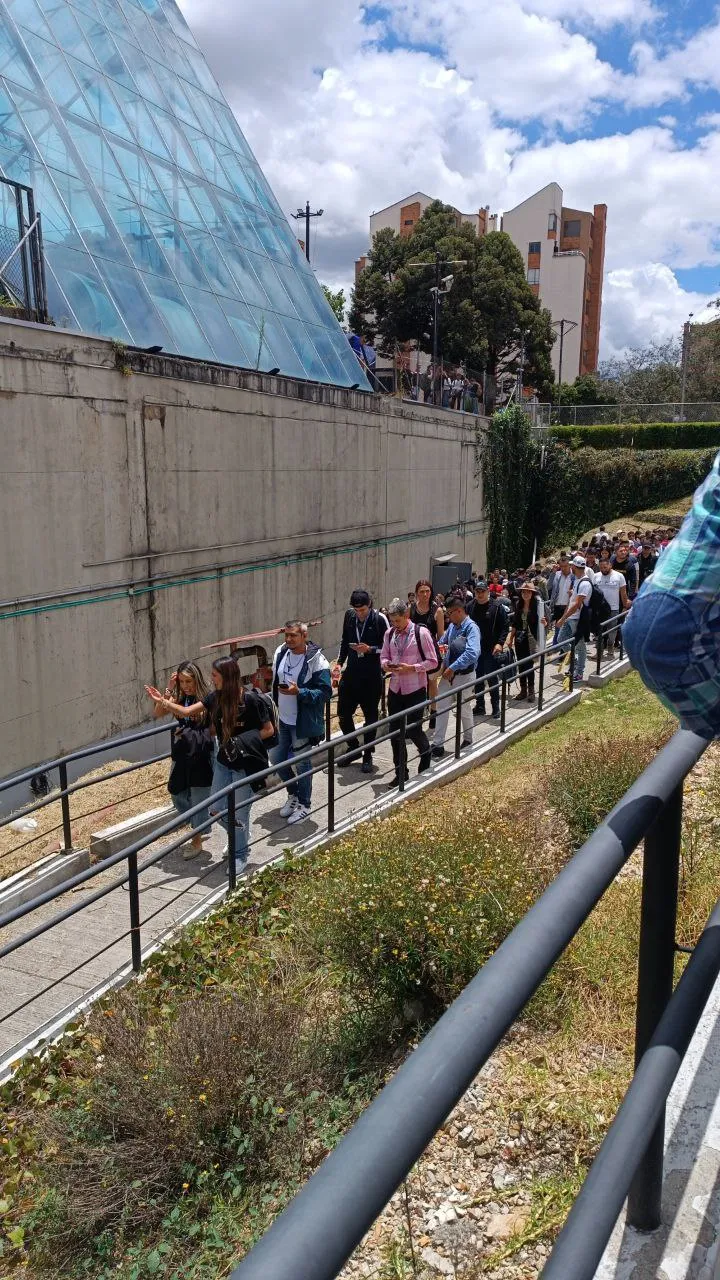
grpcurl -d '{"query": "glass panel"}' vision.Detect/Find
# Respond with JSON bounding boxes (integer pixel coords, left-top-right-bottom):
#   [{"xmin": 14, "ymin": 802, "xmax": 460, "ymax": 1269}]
[
  {"xmin": 151, "ymin": 106, "xmax": 200, "ymax": 174},
  {"xmin": 94, "ymin": 0, "xmax": 133, "ymax": 44},
  {"xmin": 48, "ymin": 165, "xmax": 126, "ymax": 260},
  {"xmin": 99, "ymin": 254, "xmax": 171, "ymax": 348},
  {"xmin": 68, "ymin": 59, "xmax": 134, "ymax": 139},
  {"xmin": 104, "ymin": 199, "xmax": 171, "ymax": 275},
  {"xmin": 214, "ymin": 145, "xmax": 256, "ymax": 203},
  {"xmin": 282, "ymin": 316, "xmax": 331, "ymax": 382},
  {"xmin": 180, "ymin": 285, "xmax": 245, "ymax": 365},
  {"xmin": 35, "ymin": 0, "xmax": 97, "ymax": 67},
  {"xmin": 158, "ymin": 74, "xmax": 200, "ymax": 130},
  {"xmin": 307, "ymin": 324, "xmax": 355, "ymax": 386},
  {"xmin": 183, "ymin": 175, "xmax": 227, "ymax": 234},
  {"xmin": 72, "ymin": 9, "xmax": 136, "ymax": 89},
  {"xmin": 45, "ymin": 241, "xmax": 130, "ymax": 336},
  {"xmin": 140, "ymin": 210, "xmax": 209, "ymax": 289},
  {"xmin": 27, "ymin": 166, "xmax": 78, "ymax": 245},
  {"xmin": 217, "ymin": 193, "xmax": 263, "ymax": 252},
  {"xmin": 184, "ymin": 124, "xmax": 230, "ymax": 189},
  {"xmin": 141, "ymin": 272, "xmax": 214, "ymax": 359},
  {"xmin": 249, "ymin": 307, "xmax": 305, "ymax": 377},
  {"xmin": 120, "ymin": 92, "xmax": 173, "ymax": 163},
  {"xmin": 0, "ymin": 12, "xmax": 37, "ymax": 89},
  {"xmin": 7, "ymin": 84, "xmax": 81, "ymax": 172},
  {"xmin": 113, "ymin": 37, "xmax": 165, "ymax": 107},
  {"xmin": 4, "ymin": 0, "xmax": 51, "ymax": 38},
  {"xmin": 44, "ymin": 257, "xmax": 80, "ymax": 328},
  {"xmin": 215, "ymin": 237, "xmax": 269, "ymax": 308},
  {"xmin": 146, "ymin": 157, "xmax": 205, "ymax": 227},
  {"xmin": 183, "ymin": 229, "xmax": 236, "ymax": 296},
  {"xmin": 108, "ymin": 136, "xmax": 173, "ymax": 216},
  {"xmin": 216, "ymin": 295, "xmax": 257, "ymax": 366},
  {"xmin": 248, "ymin": 254, "xmax": 297, "ymax": 318},
  {"xmin": 158, "ymin": 0, "xmax": 198, "ymax": 48},
  {"xmin": 22, "ymin": 36, "xmax": 93, "ymax": 121}
]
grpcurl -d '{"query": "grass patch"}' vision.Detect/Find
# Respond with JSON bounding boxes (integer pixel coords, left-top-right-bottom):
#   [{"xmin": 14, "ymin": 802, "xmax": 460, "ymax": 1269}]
[{"xmin": 2, "ymin": 674, "xmax": 714, "ymax": 1279}]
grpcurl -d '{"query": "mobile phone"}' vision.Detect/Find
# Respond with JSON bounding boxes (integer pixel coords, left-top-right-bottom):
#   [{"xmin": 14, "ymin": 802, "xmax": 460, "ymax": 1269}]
[
  {"xmin": 349, "ymin": 642, "xmax": 360, "ymax": 650},
  {"xmin": 278, "ymin": 683, "xmax": 290, "ymax": 691}
]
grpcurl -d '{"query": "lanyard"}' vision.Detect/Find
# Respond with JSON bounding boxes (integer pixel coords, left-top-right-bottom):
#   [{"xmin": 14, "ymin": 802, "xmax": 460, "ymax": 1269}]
[{"xmin": 355, "ymin": 612, "xmax": 371, "ymax": 645}]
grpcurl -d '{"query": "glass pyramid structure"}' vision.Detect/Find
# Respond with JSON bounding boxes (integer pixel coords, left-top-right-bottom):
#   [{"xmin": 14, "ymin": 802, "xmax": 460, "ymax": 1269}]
[{"xmin": 0, "ymin": 0, "xmax": 366, "ymax": 387}]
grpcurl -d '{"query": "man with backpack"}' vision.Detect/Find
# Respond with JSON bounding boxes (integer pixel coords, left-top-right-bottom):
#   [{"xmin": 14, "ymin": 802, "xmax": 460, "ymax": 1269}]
[
  {"xmin": 430, "ymin": 595, "xmax": 481, "ymax": 757},
  {"xmin": 555, "ymin": 556, "xmax": 593, "ymax": 684},
  {"xmin": 593, "ymin": 558, "xmax": 629, "ymax": 655},
  {"xmin": 467, "ymin": 580, "xmax": 508, "ymax": 720},
  {"xmin": 270, "ymin": 621, "xmax": 332, "ymax": 825},
  {"xmin": 380, "ymin": 598, "xmax": 438, "ymax": 786},
  {"xmin": 333, "ymin": 589, "xmax": 389, "ymax": 774}
]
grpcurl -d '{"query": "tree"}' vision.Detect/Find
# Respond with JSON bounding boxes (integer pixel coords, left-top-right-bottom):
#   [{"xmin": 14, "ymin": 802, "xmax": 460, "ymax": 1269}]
[
  {"xmin": 350, "ymin": 201, "xmax": 555, "ymax": 411},
  {"xmin": 321, "ymin": 284, "xmax": 346, "ymax": 325},
  {"xmin": 554, "ymin": 374, "xmax": 618, "ymax": 406},
  {"xmin": 597, "ymin": 339, "xmax": 682, "ymax": 405}
]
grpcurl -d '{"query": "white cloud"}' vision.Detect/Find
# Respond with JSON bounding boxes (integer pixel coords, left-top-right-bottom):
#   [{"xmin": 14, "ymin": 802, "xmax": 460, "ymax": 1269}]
[{"xmin": 601, "ymin": 263, "xmax": 717, "ymax": 359}]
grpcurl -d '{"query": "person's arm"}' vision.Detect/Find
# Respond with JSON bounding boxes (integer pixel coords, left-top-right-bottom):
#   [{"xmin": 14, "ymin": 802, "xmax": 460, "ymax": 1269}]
[
  {"xmin": 557, "ymin": 588, "xmax": 582, "ymax": 627},
  {"xmin": 337, "ymin": 613, "xmax": 350, "ymax": 666},
  {"xmin": 296, "ymin": 665, "xmax": 332, "ymax": 706},
  {"xmin": 434, "ymin": 605, "xmax": 445, "ymax": 636},
  {"xmin": 380, "ymin": 628, "xmax": 393, "ymax": 672},
  {"xmin": 505, "ymin": 627, "xmax": 516, "ymax": 649},
  {"xmin": 620, "ymin": 582, "xmax": 630, "ymax": 611},
  {"xmin": 145, "ymin": 685, "xmax": 204, "ymax": 719},
  {"xmin": 494, "ymin": 604, "xmax": 510, "ymax": 651},
  {"xmin": 447, "ymin": 621, "xmax": 479, "ymax": 673}
]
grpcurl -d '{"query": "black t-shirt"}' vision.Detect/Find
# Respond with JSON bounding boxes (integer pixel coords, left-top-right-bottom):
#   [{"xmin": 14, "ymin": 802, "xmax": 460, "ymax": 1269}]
[{"xmin": 203, "ymin": 689, "xmax": 270, "ymax": 765}]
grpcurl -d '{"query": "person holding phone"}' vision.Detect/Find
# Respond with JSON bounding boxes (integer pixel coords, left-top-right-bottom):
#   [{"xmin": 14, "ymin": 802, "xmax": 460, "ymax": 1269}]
[
  {"xmin": 333, "ymin": 589, "xmax": 389, "ymax": 774},
  {"xmin": 271, "ymin": 621, "xmax": 332, "ymax": 825},
  {"xmin": 146, "ymin": 661, "xmax": 213, "ymax": 859},
  {"xmin": 380, "ymin": 598, "xmax": 437, "ymax": 787}
]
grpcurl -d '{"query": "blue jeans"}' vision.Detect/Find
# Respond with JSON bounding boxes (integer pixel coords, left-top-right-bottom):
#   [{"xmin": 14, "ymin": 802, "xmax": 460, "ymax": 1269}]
[
  {"xmin": 270, "ymin": 721, "xmax": 313, "ymax": 809},
  {"xmin": 171, "ymin": 786, "xmax": 212, "ymax": 832},
  {"xmin": 557, "ymin": 618, "xmax": 587, "ymax": 680},
  {"xmin": 209, "ymin": 756, "xmax": 251, "ymax": 863}
]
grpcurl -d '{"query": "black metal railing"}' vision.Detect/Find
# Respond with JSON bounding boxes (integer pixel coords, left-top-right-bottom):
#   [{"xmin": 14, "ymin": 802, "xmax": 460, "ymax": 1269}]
[
  {"xmin": 231, "ymin": 728, "xmax": 712, "ymax": 1280},
  {"xmin": 0, "ymin": 176, "xmax": 48, "ymax": 324}
]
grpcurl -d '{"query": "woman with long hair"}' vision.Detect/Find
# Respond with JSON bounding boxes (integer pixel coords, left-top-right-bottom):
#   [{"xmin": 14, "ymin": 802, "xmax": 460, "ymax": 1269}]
[
  {"xmin": 147, "ymin": 661, "xmax": 213, "ymax": 859},
  {"xmin": 146, "ymin": 656, "xmax": 274, "ymax": 873},
  {"xmin": 504, "ymin": 582, "xmax": 547, "ymax": 703},
  {"xmin": 410, "ymin": 579, "xmax": 444, "ymax": 728}
]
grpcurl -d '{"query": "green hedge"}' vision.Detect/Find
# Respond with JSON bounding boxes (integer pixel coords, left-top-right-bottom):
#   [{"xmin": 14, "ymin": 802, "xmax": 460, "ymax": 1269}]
[
  {"xmin": 538, "ymin": 447, "xmax": 713, "ymax": 551},
  {"xmin": 551, "ymin": 422, "xmax": 720, "ymax": 450}
]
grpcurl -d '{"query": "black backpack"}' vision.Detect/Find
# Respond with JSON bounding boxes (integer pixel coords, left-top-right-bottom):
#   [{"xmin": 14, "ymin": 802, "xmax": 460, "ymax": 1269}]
[
  {"xmin": 248, "ymin": 687, "xmax": 279, "ymax": 749},
  {"xmin": 588, "ymin": 584, "xmax": 612, "ymax": 637}
]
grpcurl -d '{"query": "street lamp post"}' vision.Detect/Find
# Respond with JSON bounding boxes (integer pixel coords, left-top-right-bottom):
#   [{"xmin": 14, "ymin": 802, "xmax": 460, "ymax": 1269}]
[
  {"xmin": 551, "ymin": 318, "xmax": 578, "ymax": 410},
  {"xmin": 291, "ymin": 201, "xmax": 324, "ymax": 263},
  {"xmin": 407, "ymin": 253, "xmax": 467, "ymax": 405}
]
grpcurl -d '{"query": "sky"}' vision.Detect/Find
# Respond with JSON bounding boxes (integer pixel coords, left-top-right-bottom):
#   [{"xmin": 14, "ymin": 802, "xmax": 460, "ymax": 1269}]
[{"xmin": 178, "ymin": 0, "xmax": 720, "ymax": 362}]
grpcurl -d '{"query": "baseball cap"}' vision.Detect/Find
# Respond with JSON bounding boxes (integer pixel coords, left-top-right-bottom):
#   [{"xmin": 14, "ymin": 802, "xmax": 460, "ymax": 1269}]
[
  {"xmin": 571, "ymin": 555, "xmax": 586, "ymax": 568},
  {"xmin": 474, "ymin": 579, "xmax": 489, "ymax": 591}
]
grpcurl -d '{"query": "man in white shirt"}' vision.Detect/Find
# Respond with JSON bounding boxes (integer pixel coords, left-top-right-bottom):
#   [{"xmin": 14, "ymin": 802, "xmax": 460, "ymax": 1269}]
[
  {"xmin": 594, "ymin": 560, "xmax": 629, "ymax": 655},
  {"xmin": 550, "ymin": 553, "xmax": 573, "ymax": 644},
  {"xmin": 556, "ymin": 556, "xmax": 593, "ymax": 682}
]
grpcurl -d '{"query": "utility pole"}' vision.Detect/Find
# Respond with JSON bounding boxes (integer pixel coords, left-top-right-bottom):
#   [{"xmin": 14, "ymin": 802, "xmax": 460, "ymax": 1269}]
[
  {"xmin": 516, "ymin": 330, "xmax": 527, "ymax": 405},
  {"xmin": 291, "ymin": 201, "xmax": 323, "ymax": 263},
  {"xmin": 680, "ymin": 313, "xmax": 693, "ymax": 421},
  {"xmin": 407, "ymin": 253, "xmax": 467, "ymax": 405},
  {"xmin": 551, "ymin": 318, "xmax": 578, "ymax": 408}
]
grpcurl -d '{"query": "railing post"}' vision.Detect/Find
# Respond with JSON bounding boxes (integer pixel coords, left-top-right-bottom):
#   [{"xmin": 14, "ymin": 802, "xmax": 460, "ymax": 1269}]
[
  {"xmin": 619, "ymin": 620, "xmax": 625, "ymax": 662},
  {"xmin": 454, "ymin": 688, "xmax": 462, "ymax": 759},
  {"xmin": 327, "ymin": 744, "xmax": 335, "ymax": 834},
  {"xmin": 627, "ymin": 783, "xmax": 683, "ymax": 1232},
  {"xmin": 325, "ymin": 698, "xmax": 331, "ymax": 742},
  {"xmin": 538, "ymin": 652, "xmax": 545, "ymax": 712},
  {"xmin": 227, "ymin": 790, "xmax": 237, "ymax": 893},
  {"xmin": 569, "ymin": 640, "xmax": 576, "ymax": 693},
  {"xmin": 127, "ymin": 851, "xmax": 142, "ymax": 972},
  {"xmin": 500, "ymin": 670, "xmax": 507, "ymax": 733},
  {"xmin": 398, "ymin": 714, "xmax": 407, "ymax": 792},
  {"xmin": 596, "ymin": 623, "xmax": 603, "ymax": 675},
  {"xmin": 58, "ymin": 760, "xmax": 73, "ymax": 852}
]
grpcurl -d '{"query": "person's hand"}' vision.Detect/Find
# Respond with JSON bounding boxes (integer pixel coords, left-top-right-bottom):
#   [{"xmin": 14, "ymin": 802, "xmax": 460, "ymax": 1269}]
[
  {"xmin": 331, "ymin": 664, "xmax": 342, "ymax": 686},
  {"xmin": 396, "ymin": 663, "xmax": 415, "ymax": 674},
  {"xmin": 145, "ymin": 684, "xmax": 164, "ymax": 703},
  {"xmin": 441, "ymin": 668, "xmax": 455, "ymax": 683},
  {"xmin": 492, "ymin": 644, "xmax": 502, "ymax": 655},
  {"xmin": 284, "ymin": 682, "xmax": 299, "ymax": 695},
  {"xmin": 539, "ymin": 615, "xmax": 547, "ymax": 626},
  {"xmin": 355, "ymin": 642, "xmax": 371, "ymax": 655}
]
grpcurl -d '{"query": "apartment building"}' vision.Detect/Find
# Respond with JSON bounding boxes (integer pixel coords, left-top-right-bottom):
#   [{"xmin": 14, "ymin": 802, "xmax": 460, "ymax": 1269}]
[{"xmin": 356, "ymin": 184, "xmax": 606, "ymax": 380}]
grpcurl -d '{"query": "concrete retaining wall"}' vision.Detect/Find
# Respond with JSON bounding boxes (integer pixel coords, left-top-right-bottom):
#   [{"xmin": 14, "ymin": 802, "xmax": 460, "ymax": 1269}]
[{"xmin": 0, "ymin": 320, "xmax": 487, "ymax": 775}]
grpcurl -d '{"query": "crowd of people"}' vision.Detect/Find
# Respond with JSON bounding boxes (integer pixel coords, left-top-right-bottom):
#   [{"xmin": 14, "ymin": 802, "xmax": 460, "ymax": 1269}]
[{"xmin": 143, "ymin": 523, "xmax": 672, "ymax": 875}]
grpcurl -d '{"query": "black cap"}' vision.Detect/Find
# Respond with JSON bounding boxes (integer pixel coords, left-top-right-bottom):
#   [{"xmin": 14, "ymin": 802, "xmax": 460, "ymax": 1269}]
[{"xmin": 474, "ymin": 579, "xmax": 489, "ymax": 592}]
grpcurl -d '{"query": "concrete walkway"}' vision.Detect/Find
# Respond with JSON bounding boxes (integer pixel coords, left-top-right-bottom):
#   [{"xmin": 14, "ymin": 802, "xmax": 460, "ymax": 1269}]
[
  {"xmin": 0, "ymin": 663, "xmax": 605, "ymax": 1073},
  {"xmin": 596, "ymin": 969, "xmax": 720, "ymax": 1280}
]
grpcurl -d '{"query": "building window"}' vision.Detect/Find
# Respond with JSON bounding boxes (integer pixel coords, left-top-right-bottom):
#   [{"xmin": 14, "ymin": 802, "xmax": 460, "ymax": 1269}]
[
  {"xmin": 403, "ymin": 219, "xmax": 414, "ymax": 227},
  {"xmin": 564, "ymin": 219, "xmax": 581, "ymax": 237},
  {"xmin": 548, "ymin": 212, "xmax": 558, "ymax": 233},
  {"xmin": 527, "ymin": 268, "xmax": 540, "ymax": 285},
  {"xmin": 528, "ymin": 241, "xmax": 541, "ymax": 255}
]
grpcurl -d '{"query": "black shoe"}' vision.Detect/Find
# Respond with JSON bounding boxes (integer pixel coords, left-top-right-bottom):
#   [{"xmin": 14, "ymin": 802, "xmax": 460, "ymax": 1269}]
[
  {"xmin": 428, "ymin": 713, "xmax": 437, "ymax": 731},
  {"xmin": 473, "ymin": 702, "xmax": 486, "ymax": 717},
  {"xmin": 387, "ymin": 773, "xmax": 408, "ymax": 788},
  {"xmin": 431, "ymin": 746, "xmax": 446, "ymax": 759},
  {"xmin": 338, "ymin": 752, "xmax": 360, "ymax": 767},
  {"xmin": 513, "ymin": 691, "xmax": 526, "ymax": 701},
  {"xmin": 527, "ymin": 692, "xmax": 536, "ymax": 703},
  {"xmin": 418, "ymin": 753, "xmax": 432, "ymax": 774},
  {"xmin": 461, "ymin": 738, "xmax": 473, "ymax": 749},
  {"xmin": 491, "ymin": 710, "xmax": 501, "ymax": 721},
  {"xmin": 361, "ymin": 758, "xmax": 373, "ymax": 774}
]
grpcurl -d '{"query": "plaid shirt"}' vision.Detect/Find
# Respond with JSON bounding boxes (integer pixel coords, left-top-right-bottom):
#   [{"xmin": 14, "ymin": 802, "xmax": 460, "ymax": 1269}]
[{"xmin": 624, "ymin": 449, "xmax": 720, "ymax": 739}]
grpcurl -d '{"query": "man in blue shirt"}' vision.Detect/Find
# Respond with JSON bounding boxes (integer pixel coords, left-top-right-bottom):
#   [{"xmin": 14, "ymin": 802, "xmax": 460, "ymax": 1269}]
[
  {"xmin": 430, "ymin": 595, "xmax": 481, "ymax": 757},
  {"xmin": 624, "ymin": 451, "xmax": 720, "ymax": 739}
]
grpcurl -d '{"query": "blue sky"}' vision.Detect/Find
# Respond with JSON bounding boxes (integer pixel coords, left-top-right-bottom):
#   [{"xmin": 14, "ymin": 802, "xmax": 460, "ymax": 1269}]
[{"xmin": 181, "ymin": 0, "xmax": 720, "ymax": 357}]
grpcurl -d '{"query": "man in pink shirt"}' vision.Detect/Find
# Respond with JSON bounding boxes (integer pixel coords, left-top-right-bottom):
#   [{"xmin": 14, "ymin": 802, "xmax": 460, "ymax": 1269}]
[{"xmin": 380, "ymin": 597, "xmax": 437, "ymax": 787}]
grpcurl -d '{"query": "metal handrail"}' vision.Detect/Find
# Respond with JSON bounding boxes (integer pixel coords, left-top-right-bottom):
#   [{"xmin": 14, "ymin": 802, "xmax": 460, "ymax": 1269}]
[{"xmin": 231, "ymin": 728, "xmax": 709, "ymax": 1279}]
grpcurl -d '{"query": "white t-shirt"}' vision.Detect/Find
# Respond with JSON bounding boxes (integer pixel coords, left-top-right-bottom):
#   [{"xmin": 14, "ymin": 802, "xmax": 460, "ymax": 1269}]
[
  {"xmin": 572, "ymin": 576, "xmax": 592, "ymax": 610},
  {"xmin": 277, "ymin": 650, "xmax": 305, "ymax": 726},
  {"xmin": 593, "ymin": 569, "xmax": 624, "ymax": 612},
  {"xmin": 555, "ymin": 572, "xmax": 573, "ymax": 607}
]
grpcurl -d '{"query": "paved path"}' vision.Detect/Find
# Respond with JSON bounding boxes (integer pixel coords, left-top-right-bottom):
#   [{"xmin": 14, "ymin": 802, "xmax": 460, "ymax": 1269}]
[{"xmin": 0, "ymin": 666, "xmax": 587, "ymax": 1069}]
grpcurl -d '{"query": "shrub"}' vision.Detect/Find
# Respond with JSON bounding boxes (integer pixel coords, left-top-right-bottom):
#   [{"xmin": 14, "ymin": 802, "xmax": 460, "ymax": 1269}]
[
  {"xmin": 551, "ymin": 422, "xmax": 720, "ymax": 451},
  {"xmin": 297, "ymin": 805, "xmax": 564, "ymax": 1016},
  {"xmin": 539, "ymin": 446, "xmax": 714, "ymax": 550},
  {"xmin": 546, "ymin": 729, "xmax": 674, "ymax": 848}
]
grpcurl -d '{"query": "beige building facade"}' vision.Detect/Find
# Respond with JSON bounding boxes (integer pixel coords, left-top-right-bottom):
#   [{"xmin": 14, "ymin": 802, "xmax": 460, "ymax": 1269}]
[{"xmin": 357, "ymin": 184, "xmax": 606, "ymax": 381}]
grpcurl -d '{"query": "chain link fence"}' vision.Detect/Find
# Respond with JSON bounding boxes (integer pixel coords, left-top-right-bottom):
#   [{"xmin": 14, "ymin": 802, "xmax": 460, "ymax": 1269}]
[{"xmin": 529, "ymin": 402, "xmax": 720, "ymax": 429}]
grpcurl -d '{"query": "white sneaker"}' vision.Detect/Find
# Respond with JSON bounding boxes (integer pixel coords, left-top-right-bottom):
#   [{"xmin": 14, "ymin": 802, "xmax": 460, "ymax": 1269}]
[
  {"xmin": 287, "ymin": 804, "xmax": 310, "ymax": 825},
  {"xmin": 279, "ymin": 795, "xmax": 298, "ymax": 819}
]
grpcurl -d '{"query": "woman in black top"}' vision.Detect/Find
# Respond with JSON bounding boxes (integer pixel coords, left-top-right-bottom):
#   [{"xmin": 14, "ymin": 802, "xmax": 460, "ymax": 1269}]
[
  {"xmin": 148, "ymin": 661, "xmax": 213, "ymax": 860},
  {"xmin": 146, "ymin": 657, "xmax": 274, "ymax": 871},
  {"xmin": 410, "ymin": 579, "xmax": 444, "ymax": 725},
  {"xmin": 505, "ymin": 583, "xmax": 547, "ymax": 703}
]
